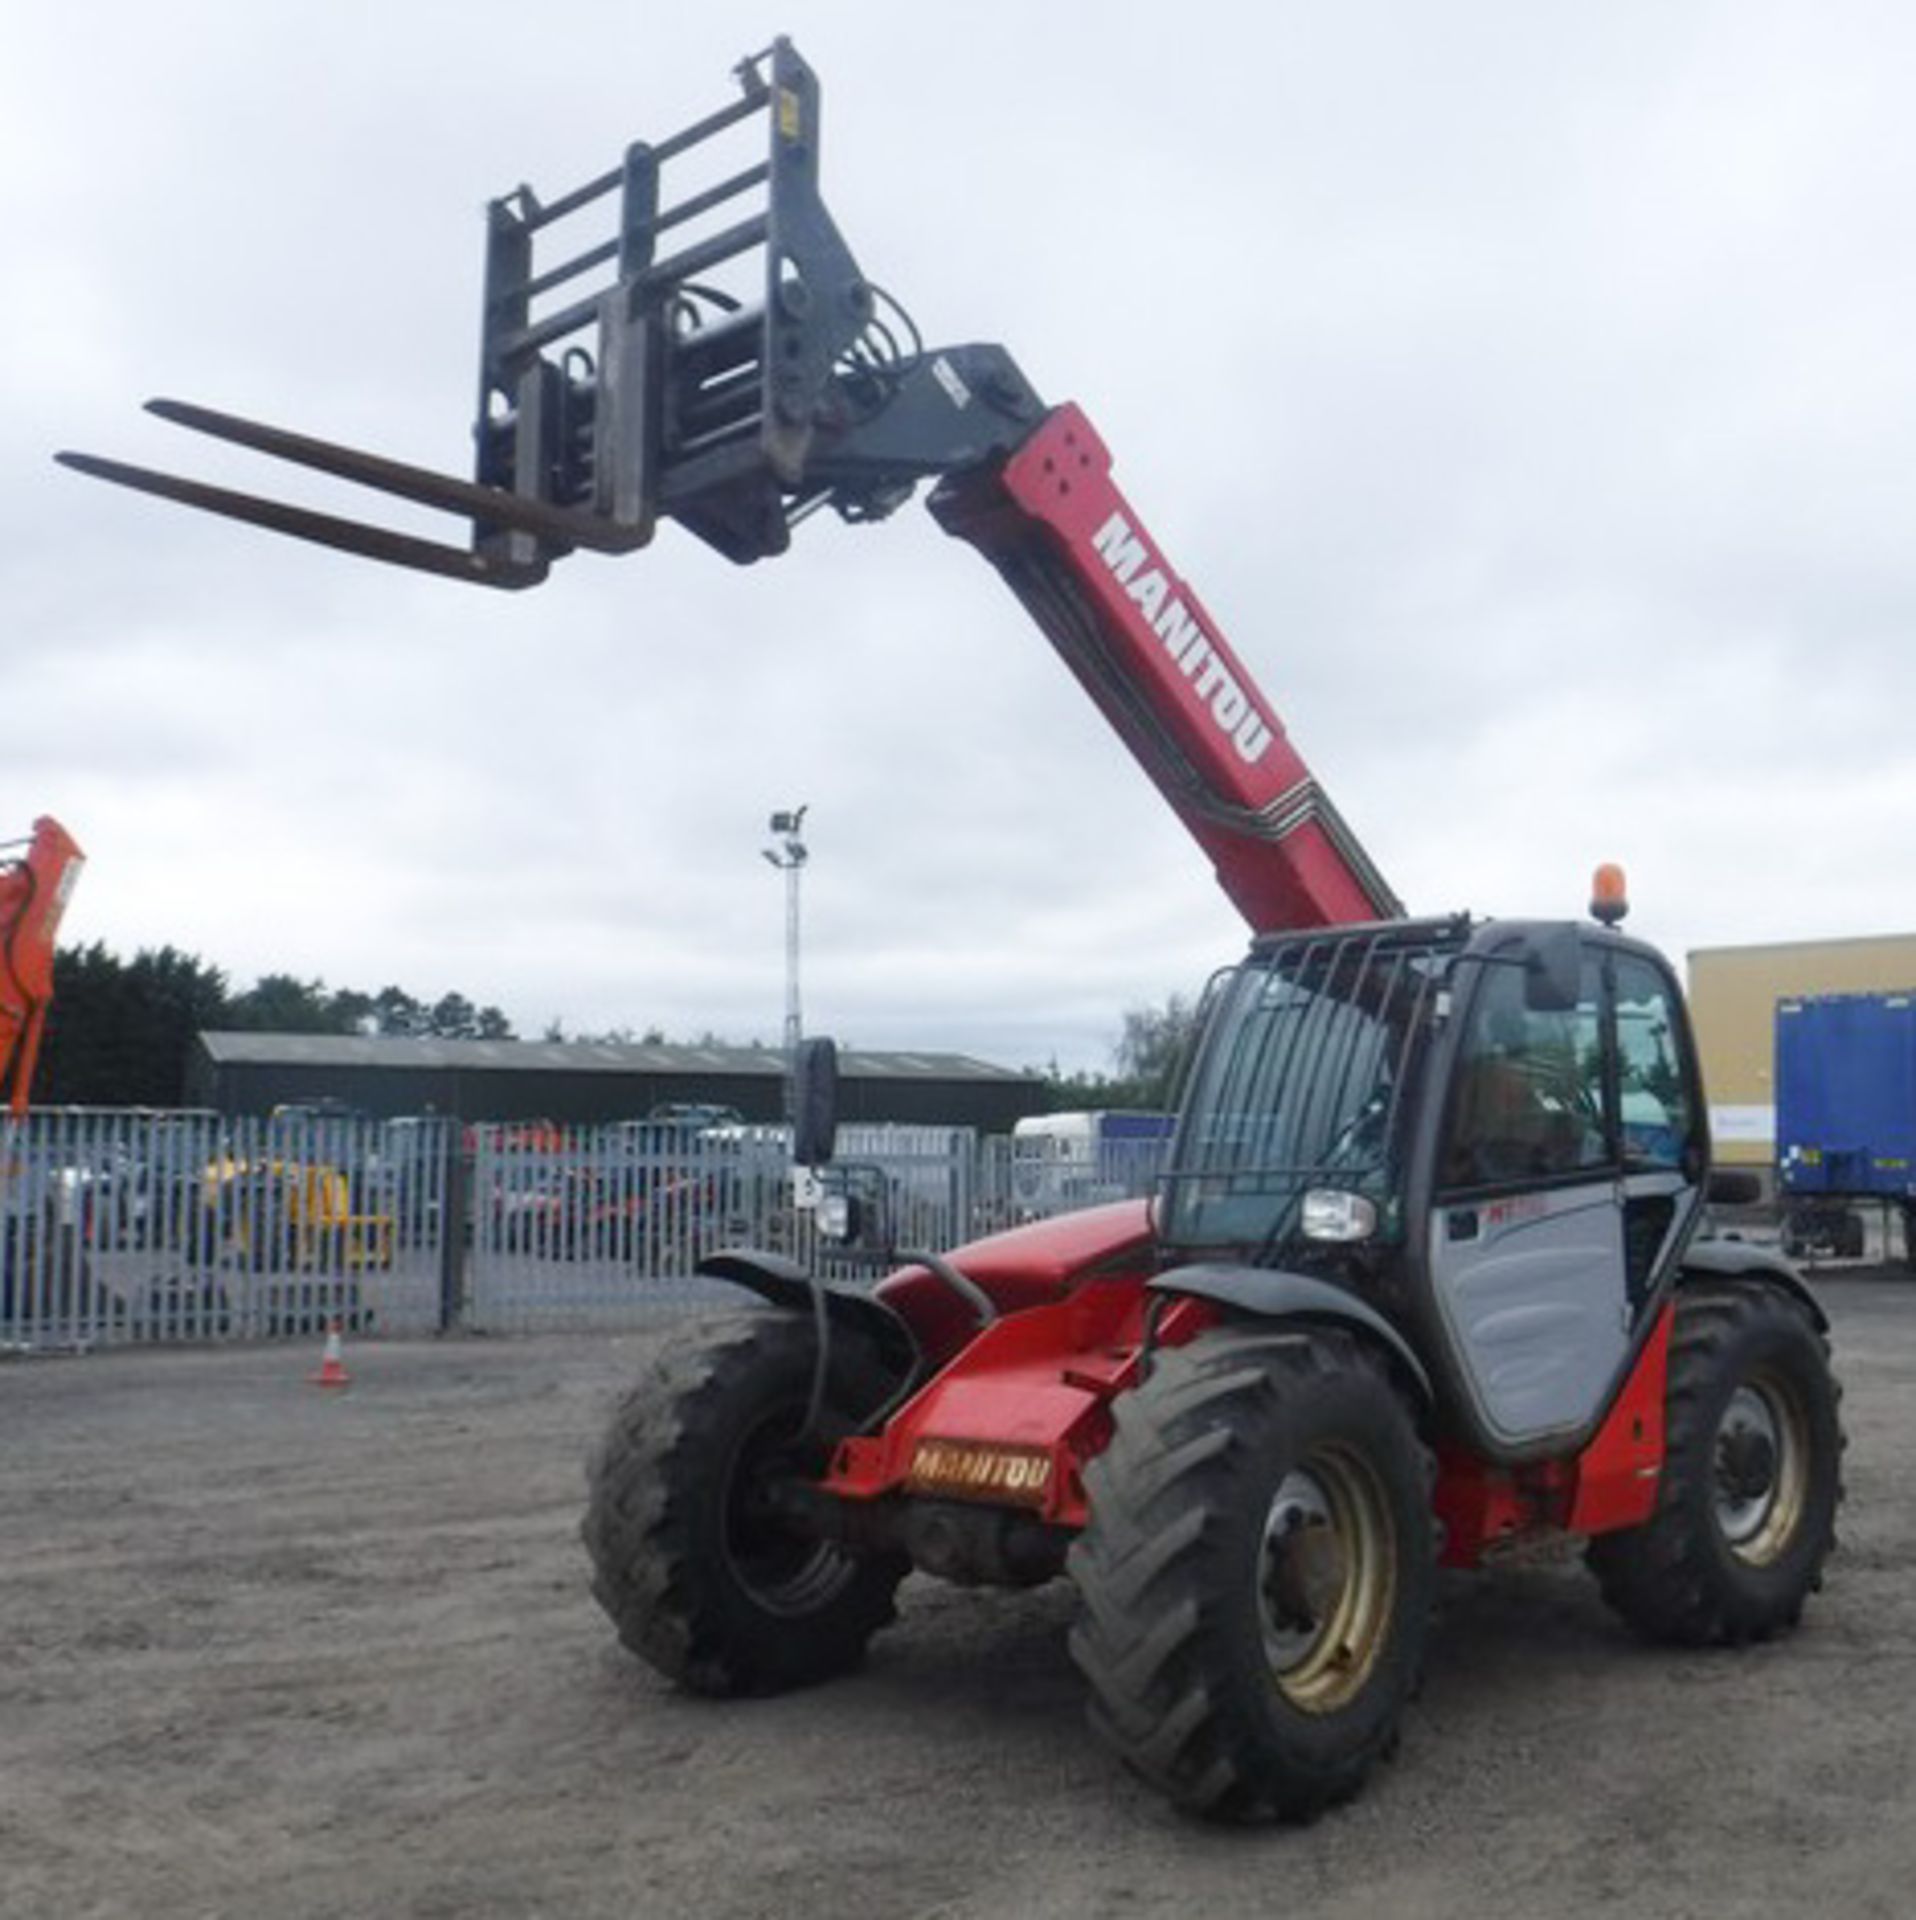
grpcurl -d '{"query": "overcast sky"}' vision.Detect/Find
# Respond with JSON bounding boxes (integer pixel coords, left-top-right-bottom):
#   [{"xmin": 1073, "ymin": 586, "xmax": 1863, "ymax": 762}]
[{"xmin": 7, "ymin": 2, "xmax": 1914, "ymax": 1073}]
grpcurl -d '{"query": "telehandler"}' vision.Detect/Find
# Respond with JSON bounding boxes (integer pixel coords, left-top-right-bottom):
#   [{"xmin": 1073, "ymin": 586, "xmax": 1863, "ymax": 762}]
[{"xmin": 63, "ymin": 42, "xmax": 1841, "ymax": 1821}]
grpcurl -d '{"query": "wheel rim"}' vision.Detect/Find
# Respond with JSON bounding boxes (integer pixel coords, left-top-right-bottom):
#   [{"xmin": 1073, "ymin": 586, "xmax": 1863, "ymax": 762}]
[
  {"xmin": 1713, "ymin": 1372, "xmax": 1810, "ymax": 1567},
  {"xmin": 1257, "ymin": 1443, "xmax": 1398, "ymax": 1715},
  {"xmin": 720, "ymin": 1408, "xmax": 859, "ymax": 1617}
]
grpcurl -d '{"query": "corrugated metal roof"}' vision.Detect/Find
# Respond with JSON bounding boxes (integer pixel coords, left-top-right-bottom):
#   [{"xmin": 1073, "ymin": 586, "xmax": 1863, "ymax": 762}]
[{"xmin": 196, "ymin": 1031, "xmax": 1031, "ymax": 1082}]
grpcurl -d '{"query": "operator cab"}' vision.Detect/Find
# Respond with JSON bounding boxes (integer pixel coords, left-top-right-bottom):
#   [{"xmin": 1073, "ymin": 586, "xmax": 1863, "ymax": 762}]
[{"xmin": 1156, "ymin": 874, "xmax": 1708, "ymax": 1463}]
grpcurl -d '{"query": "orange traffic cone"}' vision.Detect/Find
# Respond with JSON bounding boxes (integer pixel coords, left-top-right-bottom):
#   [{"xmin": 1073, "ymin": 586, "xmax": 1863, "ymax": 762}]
[{"xmin": 311, "ymin": 1319, "xmax": 351, "ymax": 1388}]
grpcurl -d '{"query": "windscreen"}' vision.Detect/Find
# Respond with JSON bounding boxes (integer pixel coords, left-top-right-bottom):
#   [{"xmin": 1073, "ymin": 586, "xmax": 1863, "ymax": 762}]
[{"xmin": 1158, "ymin": 929, "xmax": 1452, "ymax": 1255}]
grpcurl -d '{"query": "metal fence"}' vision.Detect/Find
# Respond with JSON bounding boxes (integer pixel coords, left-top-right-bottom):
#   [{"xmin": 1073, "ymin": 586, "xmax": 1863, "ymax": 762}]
[
  {"xmin": 2, "ymin": 1108, "xmax": 1169, "ymax": 1349},
  {"xmin": 1, "ymin": 1110, "xmax": 447, "ymax": 1351},
  {"xmin": 466, "ymin": 1121, "xmax": 986, "ymax": 1331}
]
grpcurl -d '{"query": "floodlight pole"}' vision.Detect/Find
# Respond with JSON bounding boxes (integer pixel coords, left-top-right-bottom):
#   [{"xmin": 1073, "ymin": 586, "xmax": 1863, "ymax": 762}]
[{"xmin": 761, "ymin": 806, "xmax": 809, "ymax": 1118}]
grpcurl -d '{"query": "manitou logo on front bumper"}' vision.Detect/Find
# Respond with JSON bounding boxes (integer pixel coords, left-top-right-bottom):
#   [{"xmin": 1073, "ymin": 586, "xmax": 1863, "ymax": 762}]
[
  {"xmin": 1090, "ymin": 512, "xmax": 1275, "ymax": 766},
  {"xmin": 906, "ymin": 1439, "xmax": 1054, "ymax": 1505}
]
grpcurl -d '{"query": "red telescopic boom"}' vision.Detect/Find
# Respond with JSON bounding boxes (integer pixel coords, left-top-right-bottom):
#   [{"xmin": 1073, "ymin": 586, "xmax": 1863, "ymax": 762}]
[{"xmin": 933, "ymin": 406, "xmax": 1395, "ymax": 929}]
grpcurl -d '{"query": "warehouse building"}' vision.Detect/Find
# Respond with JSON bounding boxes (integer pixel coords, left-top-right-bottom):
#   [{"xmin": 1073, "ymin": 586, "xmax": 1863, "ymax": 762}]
[
  {"xmin": 187, "ymin": 1031, "xmax": 1050, "ymax": 1133},
  {"xmin": 1687, "ymin": 932, "xmax": 1916, "ymax": 1171}
]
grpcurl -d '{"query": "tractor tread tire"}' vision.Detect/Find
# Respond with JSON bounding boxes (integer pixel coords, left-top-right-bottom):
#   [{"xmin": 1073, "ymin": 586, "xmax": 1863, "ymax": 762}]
[
  {"xmin": 1068, "ymin": 1325, "xmax": 1435, "ymax": 1824},
  {"xmin": 582, "ymin": 1311, "xmax": 907, "ymax": 1697},
  {"xmin": 1587, "ymin": 1283, "xmax": 1844, "ymax": 1647}
]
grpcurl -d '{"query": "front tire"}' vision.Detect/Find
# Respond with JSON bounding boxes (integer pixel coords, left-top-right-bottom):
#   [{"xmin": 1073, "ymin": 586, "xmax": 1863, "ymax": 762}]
[
  {"xmin": 1068, "ymin": 1326, "xmax": 1435, "ymax": 1823},
  {"xmin": 1588, "ymin": 1284, "xmax": 1843, "ymax": 1646},
  {"xmin": 583, "ymin": 1311, "xmax": 908, "ymax": 1696}
]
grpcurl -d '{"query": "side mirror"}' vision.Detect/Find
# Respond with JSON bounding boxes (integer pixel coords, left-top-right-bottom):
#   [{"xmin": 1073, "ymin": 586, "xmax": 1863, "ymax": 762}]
[
  {"xmin": 792, "ymin": 1036, "xmax": 840, "ymax": 1168},
  {"xmin": 1522, "ymin": 926, "xmax": 1583, "ymax": 1013}
]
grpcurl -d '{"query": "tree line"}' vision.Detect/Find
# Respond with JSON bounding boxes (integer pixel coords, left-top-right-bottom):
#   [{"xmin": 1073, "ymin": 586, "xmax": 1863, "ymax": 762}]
[
  {"xmin": 1036, "ymin": 992, "xmax": 1200, "ymax": 1114},
  {"xmin": 36, "ymin": 943, "xmax": 515, "ymax": 1107},
  {"xmin": 32, "ymin": 937, "xmax": 1201, "ymax": 1115}
]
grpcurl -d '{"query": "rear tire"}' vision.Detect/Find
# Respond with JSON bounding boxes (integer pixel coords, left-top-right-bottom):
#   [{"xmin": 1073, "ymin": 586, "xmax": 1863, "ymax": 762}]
[
  {"xmin": 1068, "ymin": 1325, "xmax": 1435, "ymax": 1822},
  {"xmin": 1587, "ymin": 1285, "xmax": 1843, "ymax": 1646},
  {"xmin": 583, "ymin": 1311, "xmax": 909, "ymax": 1696}
]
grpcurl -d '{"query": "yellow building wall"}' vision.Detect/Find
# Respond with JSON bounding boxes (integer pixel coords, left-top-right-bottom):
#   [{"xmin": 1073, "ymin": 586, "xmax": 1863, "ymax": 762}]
[{"xmin": 1686, "ymin": 934, "xmax": 1916, "ymax": 1164}]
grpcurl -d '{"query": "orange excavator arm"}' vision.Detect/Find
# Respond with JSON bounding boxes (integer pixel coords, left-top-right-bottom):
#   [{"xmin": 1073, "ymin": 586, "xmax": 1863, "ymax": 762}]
[{"xmin": 0, "ymin": 818, "xmax": 85, "ymax": 1117}]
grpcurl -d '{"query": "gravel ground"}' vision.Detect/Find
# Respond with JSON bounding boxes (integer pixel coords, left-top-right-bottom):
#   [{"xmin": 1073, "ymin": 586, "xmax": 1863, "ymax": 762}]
[{"xmin": 1, "ymin": 1272, "xmax": 1910, "ymax": 1920}]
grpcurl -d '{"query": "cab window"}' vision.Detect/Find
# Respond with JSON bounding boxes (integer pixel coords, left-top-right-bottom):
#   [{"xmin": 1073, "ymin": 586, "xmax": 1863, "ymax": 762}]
[
  {"xmin": 1441, "ymin": 953, "xmax": 1610, "ymax": 1190},
  {"xmin": 1612, "ymin": 955, "xmax": 1694, "ymax": 1171}
]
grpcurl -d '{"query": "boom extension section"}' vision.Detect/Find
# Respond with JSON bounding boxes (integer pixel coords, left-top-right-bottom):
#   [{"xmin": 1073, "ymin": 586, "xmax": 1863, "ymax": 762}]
[
  {"xmin": 932, "ymin": 413, "xmax": 1395, "ymax": 926},
  {"xmin": 0, "ymin": 818, "xmax": 85, "ymax": 1117},
  {"xmin": 57, "ymin": 39, "xmax": 1396, "ymax": 928}
]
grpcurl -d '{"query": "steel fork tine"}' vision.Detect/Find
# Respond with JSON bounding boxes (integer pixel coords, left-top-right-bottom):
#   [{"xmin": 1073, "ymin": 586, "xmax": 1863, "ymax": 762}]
[
  {"xmin": 52, "ymin": 450, "xmax": 546, "ymax": 589},
  {"xmin": 140, "ymin": 399, "xmax": 649, "ymax": 555}
]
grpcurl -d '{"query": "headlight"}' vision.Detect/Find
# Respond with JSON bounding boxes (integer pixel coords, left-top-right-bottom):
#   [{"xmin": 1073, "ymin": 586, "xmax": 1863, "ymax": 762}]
[
  {"xmin": 816, "ymin": 1192, "xmax": 852, "ymax": 1242},
  {"xmin": 1301, "ymin": 1188, "xmax": 1377, "ymax": 1243}
]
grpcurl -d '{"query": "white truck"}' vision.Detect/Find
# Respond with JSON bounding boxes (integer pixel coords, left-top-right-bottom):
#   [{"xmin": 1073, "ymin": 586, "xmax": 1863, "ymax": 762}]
[{"xmin": 1009, "ymin": 1110, "xmax": 1175, "ymax": 1217}]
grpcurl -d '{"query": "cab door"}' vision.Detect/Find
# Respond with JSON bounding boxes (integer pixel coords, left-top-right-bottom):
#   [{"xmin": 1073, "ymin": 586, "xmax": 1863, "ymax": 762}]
[
  {"xmin": 1611, "ymin": 949, "xmax": 1706, "ymax": 1319},
  {"xmin": 1424, "ymin": 941, "xmax": 1629, "ymax": 1449}
]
